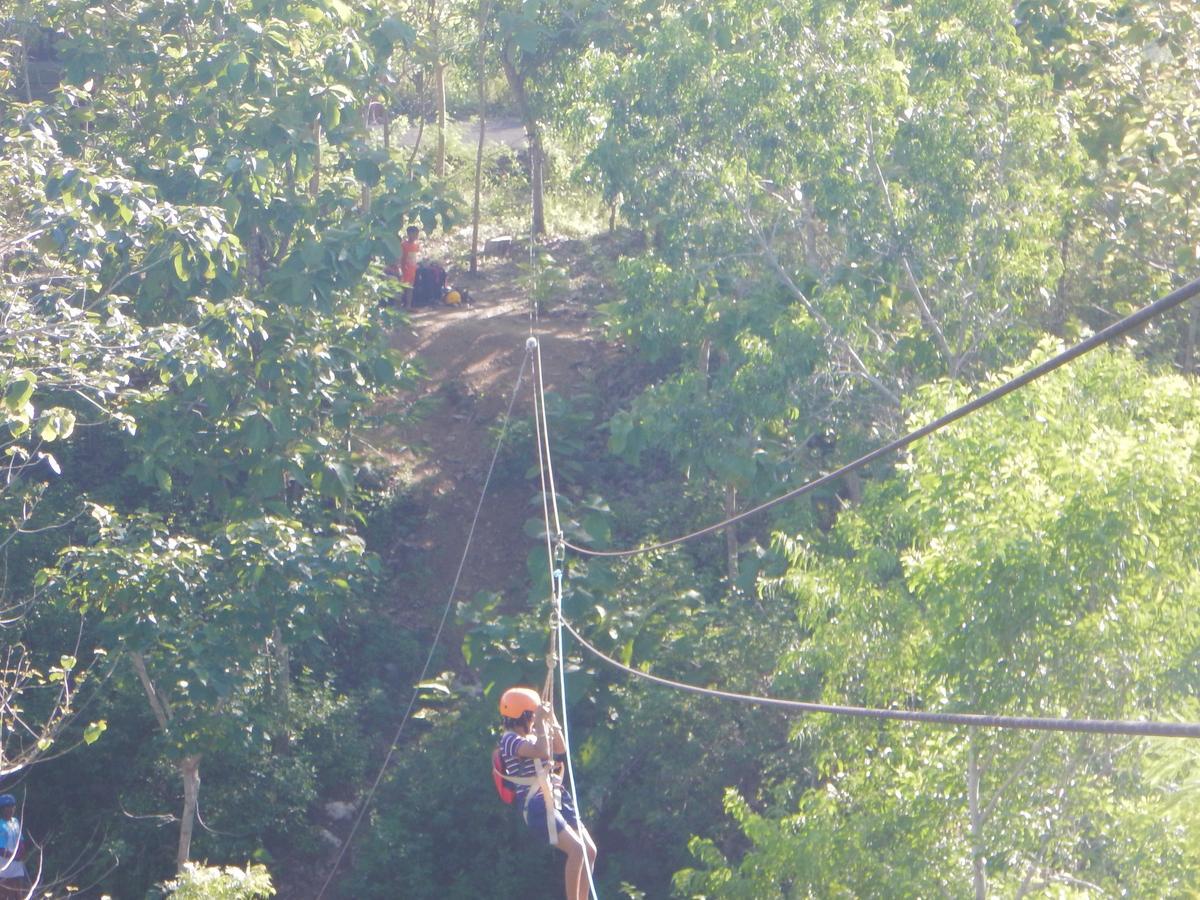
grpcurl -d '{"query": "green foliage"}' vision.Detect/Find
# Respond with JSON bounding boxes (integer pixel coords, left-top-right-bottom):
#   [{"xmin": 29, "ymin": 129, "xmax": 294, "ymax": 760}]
[
  {"xmin": 1143, "ymin": 703, "xmax": 1200, "ymax": 867},
  {"xmin": 1010, "ymin": 0, "xmax": 1200, "ymax": 373},
  {"xmin": 7, "ymin": 0, "xmax": 1200, "ymax": 895},
  {"xmin": 523, "ymin": 249, "xmax": 570, "ymax": 314},
  {"xmin": 2, "ymin": 0, "xmax": 457, "ymax": 889},
  {"xmin": 161, "ymin": 862, "xmax": 275, "ymax": 900},
  {"xmin": 678, "ymin": 347, "xmax": 1200, "ymax": 896},
  {"xmin": 601, "ymin": 254, "xmax": 827, "ymax": 504},
  {"xmin": 575, "ymin": 0, "xmax": 1085, "ymax": 576}
]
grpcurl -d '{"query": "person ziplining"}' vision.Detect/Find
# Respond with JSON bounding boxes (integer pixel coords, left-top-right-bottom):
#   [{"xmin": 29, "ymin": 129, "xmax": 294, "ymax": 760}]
[{"xmin": 494, "ymin": 686, "xmax": 597, "ymax": 900}]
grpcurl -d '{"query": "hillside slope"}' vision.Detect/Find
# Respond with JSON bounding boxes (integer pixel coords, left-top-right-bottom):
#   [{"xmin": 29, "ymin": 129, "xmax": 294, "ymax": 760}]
[{"xmin": 384, "ymin": 237, "xmax": 619, "ymax": 642}]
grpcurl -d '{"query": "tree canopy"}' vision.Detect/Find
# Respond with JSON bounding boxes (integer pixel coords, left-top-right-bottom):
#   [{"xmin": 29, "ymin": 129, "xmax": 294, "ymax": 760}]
[{"xmin": 3, "ymin": 0, "xmax": 1199, "ymax": 896}]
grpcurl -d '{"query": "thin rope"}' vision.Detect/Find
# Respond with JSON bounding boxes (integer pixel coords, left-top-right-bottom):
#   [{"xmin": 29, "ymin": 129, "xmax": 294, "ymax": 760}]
[
  {"xmin": 563, "ymin": 274, "xmax": 1200, "ymax": 558},
  {"xmin": 555, "ymin": 585, "xmax": 598, "ymax": 897},
  {"xmin": 531, "ymin": 337, "xmax": 559, "ymax": 702},
  {"xmin": 530, "ymin": 359, "xmax": 563, "ymax": 861},
  {"xmin": 534, "ymin": 340, "xmax": 564, "ymax": 540},
  {"xmin": 528, "ymin": 145, "xmax": 538, "ymax": 333},
  {"xmin": 315, "ymin": 348, "xmax": 532, "ymax": 900},
  {"xmin": 531, "ymin": 339, "xmax": 599, "ymax": 898},
  {"xmin": 561, "ymin": 618, "xmax": 1200, "ymax": 739}
]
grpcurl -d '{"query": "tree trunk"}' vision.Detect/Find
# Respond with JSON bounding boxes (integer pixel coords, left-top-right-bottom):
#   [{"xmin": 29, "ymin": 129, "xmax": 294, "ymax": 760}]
[
  {"xmin": 500, "ymin": 58, "xmax": 545, "ymax": 236},
  {"xmin": 309, "ymin": 120, "xmax": 322, "ymax": 200},
  {"xmin": 844, "ymin": 470, "xmax": 863, "ymax": 504},
  {"xmin": 469, "ymin": 14, "xmax": 488, "ymax": 274},
  {"xmin": 20, "ymin": 30, "xmax": 33, "ymax": 103},
  {"xmin": 697, "ymin": 338, "xmax": 712, "ymax": 381},
  {"xmin": 434, "ymin": 62, "xmax": 448, "ymax": 178},
  {"xmin": 696, "ymin": 339, "xmax": 738, "ymax": 579},
  {"xmin": 359, "ymin": 102, "xmax": 373, "ymax": 213},
  {"xmin": 406, "ymin": 117, "xmax": 426, "ymax": 178},
  {"xmin": 177, "ymin": 754, "xmax": 202, "ymax": 871},
  {"xmin": 383, "ymin": 93, "xmax": 391, "ymax": 152},
  {"xmin": 272, "ymin": 626, "xmax": 292, "ymax": 755},
  {"xmin": 968, "ymin": 734, "xmax": 987, "ymax": 900},
  {"xmin": 131, "ymin": 652, "xmax": 170, "ymax": 730},
  {"xmin": 802, "ymin": 191, "xmax": 818, "ymax": 268},
  {"xmin": 1055, "ymin": 229, "xmax": 1071, "ymax": 310},
  {"xmin": 131, "ymin": 653, "xmax": 201, "ymax": 872}
]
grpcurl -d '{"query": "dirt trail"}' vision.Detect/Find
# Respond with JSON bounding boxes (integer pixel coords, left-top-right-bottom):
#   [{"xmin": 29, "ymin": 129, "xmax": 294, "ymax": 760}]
[
  {"xmin": 288, "ymin": 238, "xmax": 626, "ymax": 900},
  {"xmin": 396, "ymin": 115, "xmax": 528, "ymax": 151},
  {"xmin": 384, "ymin": 243, "xmax": 615, "ymax": 630}
]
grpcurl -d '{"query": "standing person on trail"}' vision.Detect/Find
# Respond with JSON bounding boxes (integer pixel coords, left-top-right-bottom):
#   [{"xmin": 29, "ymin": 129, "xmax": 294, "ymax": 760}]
[
  {"xmin": 399, "ymin": 225, "xmax": 421, "ymax": 308},
  {"xmin": 496, "ymin": 686, "xmax": 597, "ymax": 900},
  {"xmin": 0, "ymin": 795, "xmax": 28, "ymax": 898}
]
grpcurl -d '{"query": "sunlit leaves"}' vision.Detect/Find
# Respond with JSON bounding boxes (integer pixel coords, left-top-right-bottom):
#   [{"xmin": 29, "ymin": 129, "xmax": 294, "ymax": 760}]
[
  {"xmin": 83, "ymin": 720, "xmax": 107, "ymax": 745},
  {"xmin": 1, "ymin": 0, "xmax": 440, "ymax": 831},
  {"xmin": 709, "ymin": 348, "xmax": 1200, "ymax": 896}
]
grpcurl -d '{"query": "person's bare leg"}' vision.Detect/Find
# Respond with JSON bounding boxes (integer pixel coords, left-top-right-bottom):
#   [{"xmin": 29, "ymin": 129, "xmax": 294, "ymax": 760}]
[
  {"xmin": 555, "ymin": 824, "xmax": 590, "ymax": 900},
  {"xmin": 580, "ymin": 823, "xmax": 597, "ymax": 876}
]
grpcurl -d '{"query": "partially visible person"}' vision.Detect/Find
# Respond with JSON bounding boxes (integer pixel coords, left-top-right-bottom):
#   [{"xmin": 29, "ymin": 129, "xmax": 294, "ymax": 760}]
[
  {"xmin": 399, "ymin": 225, "xmax": 421, "ymax": 308},
  {"xmin": 0, "ymin": 794, "xmax": 28, "ymax": 899},
  {"xmin": 497, "ymin": 687, "xmax": 597, "ymax": 900}
]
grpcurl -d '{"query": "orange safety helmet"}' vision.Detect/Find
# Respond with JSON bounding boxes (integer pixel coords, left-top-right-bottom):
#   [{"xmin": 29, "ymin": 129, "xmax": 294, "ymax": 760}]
[{"xmin": 499, "ymin": 686, "xmax": 540, "ymax": 718}]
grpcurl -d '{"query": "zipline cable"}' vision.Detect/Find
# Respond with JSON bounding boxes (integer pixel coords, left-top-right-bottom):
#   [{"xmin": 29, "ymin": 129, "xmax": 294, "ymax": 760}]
[
  {"xmin": 561, "ymin": 618, "xmax": 1200, "ymax": 739},
  {"xmin": 528, "ymin": 147, "xmax": 538, "ymax": 333},
  {"xmin": 530, "ymin": 337, "xmax": 599, "ymax": 898},
  {"xmin": 315, "ymin": 349, "xmax": 532, "ymax": 900},
  {"xmin": 563, "ymin": 274, "xmax": 1200, "ymax": 559},
  {"xmin": 531, "ymin": 337, "xmax": 560, "ymax": 711},
  {"xmin": 533, "ymin": 340, "xmax": 564, "ymax": 542}
]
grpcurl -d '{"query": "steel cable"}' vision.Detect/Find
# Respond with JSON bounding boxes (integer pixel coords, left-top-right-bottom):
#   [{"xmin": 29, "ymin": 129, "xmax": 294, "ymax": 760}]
[
  {"xmin": 561, "ymin": 619, "xmax": 1200, "ymax": 739},
  {"xmin": 564, "ymin": 275, "xmax": 1200, "ymax": 558},
  {"xmin": 531, "ymin": 338, "xmax": 600, "ymax": 898}
]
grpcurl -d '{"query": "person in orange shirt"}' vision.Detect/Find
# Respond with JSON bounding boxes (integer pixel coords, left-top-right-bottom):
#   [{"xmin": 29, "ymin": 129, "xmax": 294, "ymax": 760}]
[{"xmin": 399, "ymin": 225, "xmax": 421, "ymax": 308}]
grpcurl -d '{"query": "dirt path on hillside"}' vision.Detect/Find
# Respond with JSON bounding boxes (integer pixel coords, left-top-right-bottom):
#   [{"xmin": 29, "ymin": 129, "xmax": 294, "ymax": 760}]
[
  {"xmin": 395, "ymin": 115, "xmax": 527, "ymax": 151},
  {"xmin": 292, "ymin": 239, "xmax": 625, "ymax": 900},
  {"xmin": 382, "ymin": 241, "xmax": 617, "ymax": 635}
]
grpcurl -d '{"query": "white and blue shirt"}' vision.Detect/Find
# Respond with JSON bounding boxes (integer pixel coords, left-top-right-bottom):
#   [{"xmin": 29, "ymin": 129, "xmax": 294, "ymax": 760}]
[
  {"xmin": 498, "ymin": 731, "xmax": 540, "ymax": 804},
  {"xmin": 0, "ymin": 817, "xmax": 24, "ymax": 880}
]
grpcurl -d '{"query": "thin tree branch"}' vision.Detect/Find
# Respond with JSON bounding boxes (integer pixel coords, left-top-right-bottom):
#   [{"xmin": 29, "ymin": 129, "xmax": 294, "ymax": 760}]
[
  {"xmin": 130, "ymin": 652, "xmax": 171, "ymax": 729},
  {"xmin": 728, "ymin": 181, "xmax": 902, "ymax": 406},
  {"xmin": 864, "ymin": 119, "xmax": 958, "ymax": 374}
]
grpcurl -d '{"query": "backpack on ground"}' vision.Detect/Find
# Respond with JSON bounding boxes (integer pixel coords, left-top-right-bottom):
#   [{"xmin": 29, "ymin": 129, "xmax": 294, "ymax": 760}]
[
  {"xmin": 444, "ymin": 286, "xmax": 471, "ymax": 306},
  {"xmin": 412, "ymin": 262, "xmax": 446, "ymax": 307}
]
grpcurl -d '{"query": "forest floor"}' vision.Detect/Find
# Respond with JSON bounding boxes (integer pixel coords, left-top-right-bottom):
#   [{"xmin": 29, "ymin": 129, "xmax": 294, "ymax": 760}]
[
  {"xmin": 297, "ymin": 232, "xmax": 630, "ymax": 900},
  {"xmin": 379, "ymin": 230, "xmax": 628, "ymax": 639},
  {"xmin": 396, "ymin": 114, "xmax": 528, "ymax": 151}
]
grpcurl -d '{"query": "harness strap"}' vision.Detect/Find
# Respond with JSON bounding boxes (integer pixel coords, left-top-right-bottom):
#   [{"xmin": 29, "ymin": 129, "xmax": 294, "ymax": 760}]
[
  {"xmin": 537, "ymin": 644, "xmax": 560, "ymax": 844},
  {"xmin": 496, "ymin": 749, "xmax": 560, "ymax": 845},
  {"xmin": 495, "ymin": 771, "xmax": 541, "ymax": 787},
  {"xmin": 500, "ymin": 674, "xmax": 560, "ymax": 847},
  {"xmin": 531, "ymin": 757, "xmax": 559, "ymax": 845}
]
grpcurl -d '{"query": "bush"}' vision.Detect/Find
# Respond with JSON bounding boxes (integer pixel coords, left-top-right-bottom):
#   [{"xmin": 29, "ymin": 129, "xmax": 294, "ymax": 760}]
[{"xmin": 160, "ymin": 863, "xmax": 274, "ymax": 900}]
